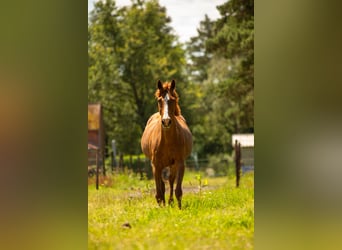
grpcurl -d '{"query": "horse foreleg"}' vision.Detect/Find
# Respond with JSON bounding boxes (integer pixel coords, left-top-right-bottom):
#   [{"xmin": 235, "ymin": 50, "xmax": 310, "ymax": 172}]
[
  {"xmin": 160, "ymin": 176, "xmax": 165, "ymax": 205},
  {"xmin": 175, "ymin": 162, "xmax": 185, "ymax": 209},
  {"xmin": 169, "ymin": 166, "xmax": 176, "ymax": 205},
  {"xmin": 154, "ymin": 168, "xmax": 165, "ymax": 206}
]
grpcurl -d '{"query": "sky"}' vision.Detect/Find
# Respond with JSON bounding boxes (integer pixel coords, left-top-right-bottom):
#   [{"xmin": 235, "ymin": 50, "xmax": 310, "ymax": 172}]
[{"xmin": 88, "ymin": 0, "xmax": 226, "ymax": 43}]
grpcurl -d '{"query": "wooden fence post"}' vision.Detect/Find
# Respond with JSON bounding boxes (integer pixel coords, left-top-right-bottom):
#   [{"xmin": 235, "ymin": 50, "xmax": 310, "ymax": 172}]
[
  {"xmin": 235, "ymin": 140, "xmax": 241, "ymax": 188},
  {"xmin": 118, "ymin": 153, "xmax": 124, "ymax": 172},
  {"xmin": 96, "ymin": 149, "xmax": 99, "ymax": 190},
  {"xmin": 102, "ymin": 149, "xmax": 106, "ymax": 176}
]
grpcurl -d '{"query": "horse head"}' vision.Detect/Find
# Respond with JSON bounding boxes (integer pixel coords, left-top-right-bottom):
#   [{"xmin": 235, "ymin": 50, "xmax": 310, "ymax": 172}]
[{"xmin": 155, "ymin": 80, "xmax": 180, "ymax": 129}]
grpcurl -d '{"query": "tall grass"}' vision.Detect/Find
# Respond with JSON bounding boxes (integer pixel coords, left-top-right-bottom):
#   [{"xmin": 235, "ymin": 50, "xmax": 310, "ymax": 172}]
[{"xmin": 88, "ymin": 170, "xmax": 254, "ymax": 250}]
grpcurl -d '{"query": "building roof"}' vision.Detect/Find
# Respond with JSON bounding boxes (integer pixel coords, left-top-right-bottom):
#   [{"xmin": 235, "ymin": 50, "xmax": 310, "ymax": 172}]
[
  {"xmin": 88, "ymin": 104, "xmax": 101, "ymax": 130},
  {"xmin": 232, "ymin": 134, "xmax": 254, "ymax": 147}
]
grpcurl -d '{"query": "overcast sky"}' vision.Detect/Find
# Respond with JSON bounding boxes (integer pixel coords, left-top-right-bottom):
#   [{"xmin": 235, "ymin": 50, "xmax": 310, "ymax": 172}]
[{"xmin": 88, "ymin": 0, "xmax": 226, "ymax": 43}]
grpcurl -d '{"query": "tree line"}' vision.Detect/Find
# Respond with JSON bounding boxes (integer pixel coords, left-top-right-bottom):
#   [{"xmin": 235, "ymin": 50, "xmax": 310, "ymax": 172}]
[{"xmin": 88, "ymin": 0, "xmax": 254, "ymax": 159}]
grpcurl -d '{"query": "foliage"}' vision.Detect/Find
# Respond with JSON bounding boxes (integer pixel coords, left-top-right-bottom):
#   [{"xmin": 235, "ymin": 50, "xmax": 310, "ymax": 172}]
[
  {"xmin": 186, "ymin": 0, "xmax": 254, "ymax": 157},
  {"xmin": 120, "ymin": 155, "xmax": 152, "ymax": 178},
  {"xmin": 88, "ymin": 0, "xmax": 254, "ymax": 160},
  {"xmin": 186, "ymin": 14, "xmax": 214, "ymax": 83},
  {"xmin": 207, "ymin": 0, "xmax": 254, "ymax": 134},
  {"xmin": 88, "ymin": 0, "xmax": 186, "ymax": 155},
  {"xmin": 207, "ymin": 153, "xmax": 233, "ymax": 176},
  {"xmin": 117, "ymin": 0, "xmax": 186, "ymax": 130},
  {"xmin": 88, "ymin": 0, "xmax": 134, "ymax": 153},
  {"xmin": 88, "ymin": 172, "xmax": 254, "ymax": 249}
]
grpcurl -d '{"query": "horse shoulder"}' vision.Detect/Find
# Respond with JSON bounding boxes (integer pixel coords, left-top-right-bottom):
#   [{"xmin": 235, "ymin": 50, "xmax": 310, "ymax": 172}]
[
  {"xmin": 176, "ymin": 116, "xmax": 192, "ymax": 136},
  {"xmin": 175, "ymin": 116, "xmax": 193, "ymax": 158},
  {"xmin": 141, "ymin": 113, "xmax": 162, "ymax": 159}
]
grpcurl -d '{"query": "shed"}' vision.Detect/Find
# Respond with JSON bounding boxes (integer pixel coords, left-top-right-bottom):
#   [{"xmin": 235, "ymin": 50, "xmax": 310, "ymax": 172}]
[
  {"xmin": 88, "ymin": 104, "xmax": 105, "ymax": 171},
  {"xmin": 232, "ymin": 134, "xmax": 254, "ymax": 172}
]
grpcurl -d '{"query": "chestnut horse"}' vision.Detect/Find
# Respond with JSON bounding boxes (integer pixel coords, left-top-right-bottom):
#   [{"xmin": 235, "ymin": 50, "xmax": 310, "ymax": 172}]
[{"xmin": 141, "ymin": 80, "xmax": 192, "ymax": 209}]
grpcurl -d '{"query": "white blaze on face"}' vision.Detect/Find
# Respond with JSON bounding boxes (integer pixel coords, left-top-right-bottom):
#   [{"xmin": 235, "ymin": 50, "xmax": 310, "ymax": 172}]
[{"xmin": 163, "ymin": 93, "xmax": 170, "ymax": 120}]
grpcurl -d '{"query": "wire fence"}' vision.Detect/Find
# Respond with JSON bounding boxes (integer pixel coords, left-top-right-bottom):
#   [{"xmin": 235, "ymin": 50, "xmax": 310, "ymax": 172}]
[
  {"xmin": 88, "ymin": 148, "xmax": 255, "ymax": 183},
  {"xmin": 88, "ymin": 155, "xmax": 246, "ymax": 179}
]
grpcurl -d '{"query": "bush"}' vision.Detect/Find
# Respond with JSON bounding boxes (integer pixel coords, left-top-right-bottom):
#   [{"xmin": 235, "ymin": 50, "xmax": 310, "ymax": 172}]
[
  {"xmin": 103, "ymin": 154, "xmax": 153, "ymax": 179},
  {"xmin": 207, "ymin": 153, "xmax": 233, "ymax": 176}
]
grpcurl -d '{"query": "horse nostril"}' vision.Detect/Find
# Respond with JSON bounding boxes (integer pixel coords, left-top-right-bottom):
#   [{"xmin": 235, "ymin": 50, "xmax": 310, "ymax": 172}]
[{"xmin": 162, "ymin": 119, "xmax": 171, "ymax": 127}]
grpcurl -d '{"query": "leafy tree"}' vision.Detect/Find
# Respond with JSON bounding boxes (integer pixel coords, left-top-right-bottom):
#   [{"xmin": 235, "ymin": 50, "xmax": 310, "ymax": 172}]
[
  {"xmin": 117, "ymin": 0, "xmax": 186, "ymax": 132},
  {"xmin": 186, "ymin": 0, "xmax": 254, "ymax": 157},
  {"xmin": 88, "ymin": 0, "xmax": 187, "ymax": 155},
  {"xmin": 88, "ymin": 0, "xmax": 128, "ymax": 153},
  {"xmin": 88, "ymin": 0, "xmax": 254, "ymax": 160},
  {"xmin": 207, "ymin": 0, "xmax": 254, "ymax": 134},
  {"xmin": 186, "ymin": 15, "xmax": 214, "ymax": 83}
]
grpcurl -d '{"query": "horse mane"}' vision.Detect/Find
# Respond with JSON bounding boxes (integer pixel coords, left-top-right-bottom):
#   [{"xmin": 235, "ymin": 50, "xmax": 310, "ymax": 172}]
[{"xmin": 154, "ymin": 81, "xmax": 181, "ymax": 116}]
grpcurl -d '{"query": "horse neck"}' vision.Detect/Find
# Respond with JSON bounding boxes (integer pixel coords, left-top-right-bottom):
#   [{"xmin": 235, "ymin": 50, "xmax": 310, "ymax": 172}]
[{"xmin": 161, "ymin": 116, "xmax": 178, "ymax": 142}]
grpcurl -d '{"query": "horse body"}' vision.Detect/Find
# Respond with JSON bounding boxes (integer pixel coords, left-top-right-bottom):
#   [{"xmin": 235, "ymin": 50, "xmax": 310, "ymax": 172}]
[{"xmin": 141, "ymin": 80, "xmax": 192, "ymax": 209}]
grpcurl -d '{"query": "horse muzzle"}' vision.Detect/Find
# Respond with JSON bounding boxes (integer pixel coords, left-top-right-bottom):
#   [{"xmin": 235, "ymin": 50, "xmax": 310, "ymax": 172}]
[{"xmin": 161, "ymin": 118, "xmax": 172, "ymax": 128}]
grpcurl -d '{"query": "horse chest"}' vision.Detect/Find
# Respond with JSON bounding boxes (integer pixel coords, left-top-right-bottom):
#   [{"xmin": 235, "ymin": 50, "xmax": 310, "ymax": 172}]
[{"xmin": 152, "ymin": 134, "xmax": 182, "ymax": 162}]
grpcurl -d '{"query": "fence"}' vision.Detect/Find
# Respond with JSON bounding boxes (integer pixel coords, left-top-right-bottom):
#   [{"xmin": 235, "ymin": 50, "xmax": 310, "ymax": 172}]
[
  {"xmin": 88, "ymin": 152, "xmax": 254, "ymax": 190},
  {"xmin": 88, "ymin": 154, "xmax": 237, "ymax": 179}
]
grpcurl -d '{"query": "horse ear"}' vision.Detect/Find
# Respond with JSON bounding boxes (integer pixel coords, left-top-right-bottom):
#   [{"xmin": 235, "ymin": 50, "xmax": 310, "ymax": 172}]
[
  {"xmin": 157, "ymin": 80, "xmax": 163, "ymax": 90},
  {"xmin": 171, "ymin": 79, "xmax": 176, "ymax": 90}
]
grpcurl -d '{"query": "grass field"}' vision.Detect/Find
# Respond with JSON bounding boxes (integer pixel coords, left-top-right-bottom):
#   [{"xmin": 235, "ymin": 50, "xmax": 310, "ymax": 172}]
[{"xmin": 88, "ymin": 170, "xmax": 254, "ymax": 250}]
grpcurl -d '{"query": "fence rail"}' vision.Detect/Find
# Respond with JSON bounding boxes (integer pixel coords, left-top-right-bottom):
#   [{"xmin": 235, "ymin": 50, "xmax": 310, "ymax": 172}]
[{"xmin": 88, "ymin": 153, "xmax": 254, "ymax": 183}]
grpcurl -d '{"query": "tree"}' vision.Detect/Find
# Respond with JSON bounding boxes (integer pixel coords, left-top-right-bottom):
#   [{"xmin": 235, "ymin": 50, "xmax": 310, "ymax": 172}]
[
  {"xmin": 207, "ymin": 0, "xmax": 254, "ymax": 134},
  {"xmin": 88, "ymin": 0, "xmax": 129, "ymax": 153},
  {"xmin": 117, "ymin": 0, "xmax": 186, "ymax": 132},
  {"xmin": 88, "ymin": 0, "xmax": 187, "ymax": 155},
  {"xmin": 186, "ymin": 15, "xmax": 214, "ymax": 83},
  {"xmin": 186, "ymin": 0, "xmax": 254, "ymax": 157}
]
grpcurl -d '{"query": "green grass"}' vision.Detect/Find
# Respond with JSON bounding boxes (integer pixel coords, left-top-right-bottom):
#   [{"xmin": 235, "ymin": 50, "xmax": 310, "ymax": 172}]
[{"xmin": 88, "ymin": 170, "xmax": 254, "ymax": 250}]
